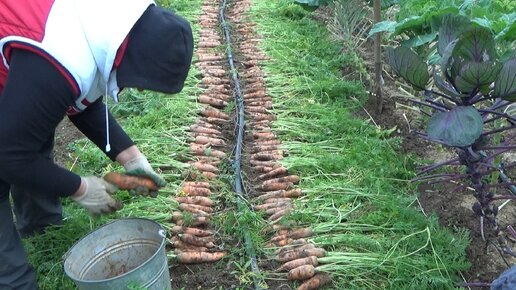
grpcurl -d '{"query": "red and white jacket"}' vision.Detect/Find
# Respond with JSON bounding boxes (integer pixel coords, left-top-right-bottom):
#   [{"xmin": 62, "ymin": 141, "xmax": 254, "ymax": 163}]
[{"xmin": 0, "ymin": 0, "xmax": 154, "ymax": 114}]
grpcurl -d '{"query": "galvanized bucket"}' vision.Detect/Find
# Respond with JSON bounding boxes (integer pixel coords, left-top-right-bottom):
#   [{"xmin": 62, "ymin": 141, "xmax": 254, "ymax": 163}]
[{"xmin": 63, "ymin": 218, "xmax": 171, "ymax": 290}]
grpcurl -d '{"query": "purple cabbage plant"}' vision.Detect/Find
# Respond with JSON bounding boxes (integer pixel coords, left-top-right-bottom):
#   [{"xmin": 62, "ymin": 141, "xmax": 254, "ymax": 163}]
[{"xmin": 386, "ymin": 14, "xmax": 516, "ymax": 258}]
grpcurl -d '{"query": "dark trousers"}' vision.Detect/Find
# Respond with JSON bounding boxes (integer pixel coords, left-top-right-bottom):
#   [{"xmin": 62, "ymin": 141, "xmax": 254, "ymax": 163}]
[{"xmin": 0, "ymin": 137, "xmax": 62, "ymax": 290}]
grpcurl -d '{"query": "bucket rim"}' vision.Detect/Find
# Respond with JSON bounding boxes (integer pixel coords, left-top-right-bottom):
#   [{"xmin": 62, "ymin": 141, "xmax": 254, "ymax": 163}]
[{"xmin": 63, "ymin": 217, "xmax": 167, "ymax": 283}]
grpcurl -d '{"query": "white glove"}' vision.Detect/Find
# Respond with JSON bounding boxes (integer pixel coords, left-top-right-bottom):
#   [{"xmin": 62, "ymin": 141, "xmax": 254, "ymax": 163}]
[
  {"xmin": 123, "ymin": 155, "xmax": 166, "ymax": 197},
  {"xmin": 72, "ymin": 176, "xmax": 122, "ymax": 215}
]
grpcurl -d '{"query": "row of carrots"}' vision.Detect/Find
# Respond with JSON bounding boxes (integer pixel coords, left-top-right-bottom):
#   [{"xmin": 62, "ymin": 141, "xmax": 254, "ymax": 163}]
[
  {"xmin": 170, "ymin": 0, "xmax": 229, "ymax": 265},
  {"xmin": 228, "ymin": 1, "xmax": 332, "ymax": 289}
]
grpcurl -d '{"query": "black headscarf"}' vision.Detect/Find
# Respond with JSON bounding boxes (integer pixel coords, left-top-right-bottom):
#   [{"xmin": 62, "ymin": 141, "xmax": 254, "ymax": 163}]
[{"xmin": 117, "ymin": 5, "xmax": 193, "ymax": 94}]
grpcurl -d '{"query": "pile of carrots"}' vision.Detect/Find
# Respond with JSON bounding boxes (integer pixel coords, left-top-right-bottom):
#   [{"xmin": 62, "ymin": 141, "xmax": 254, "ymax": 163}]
[
  {"xmin": 171, "ymin": 0, "xmax": 230, "ymax": 264},
  {"xmin": 227, "ymin": 2, "xmax": 332, "ymax": 289}
]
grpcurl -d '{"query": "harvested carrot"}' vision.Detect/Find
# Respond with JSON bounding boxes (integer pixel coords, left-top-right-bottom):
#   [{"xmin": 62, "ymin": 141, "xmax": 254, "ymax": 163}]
[
  {"xmin": 279, "ymin": 256, "xmax": 319, "ymax": 271},
  {"xmin": 190, "ymin": 125, "xmax": 221, "ymax": 135},
  {"xmin": 277, "ymin": 248, "xmax": 326, "ymax": 263},
  {"xmin": 176, "ymin": 251, "xmax": 226, "ymax": 264},
  {"xmin": 172, "ymin": 226, "xmax": 213, "ymax": 237},
  {"xmin": 259, "ymin": 182, "xmax": 293, "ymax": 192},
  {"xmin": 268, "ymin": 207, "xmax": 292, "ymax": 221},
  {"xmin": 197, "ymin": 156, "xmax": 222, "ymax": 166},
  {"xmin": 264, "ymin": 197, "xmax": 292, "ymax": 204},
  {"xmin": 253, "ymin": 132, "xmax": 276, "ymax": 140},
  {"xmin": 274, "ymin": 243, "xmax": 316, "ymax": 262},
  {"xmin": 175, "ymin": 196, "xmax": 213, "ymax": 207},
  {"xmin": 180, "ymin": 185, "xmax": 211, "ymax": 196},
  {"xmin": 183, "ymin": 181, "xmax": 211, "ymax": 188},
  {"xmin": 258, "ymin": 166, "xmax": 287, "ymax": 180},
  {"xmin": 255, "ymin": 201, "xmax": 290, "ymax": 211},
  {"xmin": 194, "ymin": 119, "xmax": 217, "ymax": 128},
  {"xmin": 297, "ymin": 273, "xmax": 332, "ymax": 290},
  {"xmin": 202, "ymin": 116, "xmax": 228, "ymax": 125},
  {"xmin": 253, "ymin": 139, "xmax": 281, "ymax": 146},
  {"xmin": 180, "ymin": 203, "xmax": 213, "ymax": 215},
  {"xmin": 200, "ymin": 171, "xmax": 216, "ymax": 180},
  {"xmin": 201, "ymin": 69, "xmax": 226, "ymax": 77},
  {"xmin": 195, "ymin": 136, "xmax": 226, "ymax": 146},
  {"xmin": 251, "ymin": 153, "xmax": 283, "ymax": 161},
  {"xmin": 245, "ymin": 101, "xmax": 272, "ymax": 108},
  {"xmin": 246, "ymin": 106, "xmax": 268, "ymax": 114},
  {"xmin": 179, "ymin": 233, "xmax": 215, "ymax": 248},
  {"xmin": 288, "ymin": 228, "xmax": 314, "ymax": 239},
  {"xmin": 202, "ymin": 77, "xmax": 229, "ymax": 85},
  {"xmin": 252, "ymin": 166, "xmax": 275, "ymax": 173},
  {"xmin": 171, "ymin": 237, "xmax": 209, "ymax": 253},
  {"xmin": 103, "ymin": 172, "xmax": 159, "ymax": 191},
  {"xmin": 274, "ymin": 238, "xmax": 294, "ymax": 247},
  {"xmin": 250, "ymin": 160, "xmax": 277, "ymax": 167},
  {"xmin": 288, "ymin": 265, "xmax": 316, "ymax": 281},
  {"xmin": 262, "ymin": 175, "xmax": 300, "ymax": 186},
  {"xmin": 251, "ymin": 144, "xmax": 280, "ymax": 154},
  {"xmin": 201, "ymin": 108, "xmax": 230, "ymax": 119},
  {"xmin": 198, "ymin": 95, "xmax": 228, "ymax": 108},
  {"xmin": 190, "ymin": 144, "xmax": 226, "ymax": 158},
  {"xmin": 197, "ymin": 54, "xmax": 223, "ymax": 62},
  {"xmin": 271, "ymin": 233, "xmax": 288, "ymax": 243},
  {"xmin": 192, "ymin": 162, "xmax": 219, "ymax": 173},
  {"xmin": 171, "ymin": 211, "xmax": 210, "ymax": 227}
]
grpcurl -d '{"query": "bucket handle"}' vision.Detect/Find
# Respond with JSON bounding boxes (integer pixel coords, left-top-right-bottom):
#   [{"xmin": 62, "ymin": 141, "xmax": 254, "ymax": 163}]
[{"xmin": 158, "ymin": 229, "xmax": 166, "ymax": 239}]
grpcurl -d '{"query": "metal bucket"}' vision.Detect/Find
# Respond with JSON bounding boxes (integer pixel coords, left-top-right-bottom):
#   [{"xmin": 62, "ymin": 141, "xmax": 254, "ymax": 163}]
[{"xmin": 63, "ymin": 218, "xmax": 171, "ymax": 290}]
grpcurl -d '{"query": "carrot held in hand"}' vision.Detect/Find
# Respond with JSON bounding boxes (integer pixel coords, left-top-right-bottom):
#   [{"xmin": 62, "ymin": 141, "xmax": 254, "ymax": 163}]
[{"xmin": 103, "ymin": 172, "xmax": 159, "ymax": 192}]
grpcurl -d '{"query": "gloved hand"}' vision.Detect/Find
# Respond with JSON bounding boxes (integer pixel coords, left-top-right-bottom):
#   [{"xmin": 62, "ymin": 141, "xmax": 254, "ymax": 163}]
[
  {"xmin": 123, "ymin": 155, "xmax": 166, "ymax": 197},
  {"xmin": 71, "ymin": 176, "xmax": 123, "ymax": 215}
]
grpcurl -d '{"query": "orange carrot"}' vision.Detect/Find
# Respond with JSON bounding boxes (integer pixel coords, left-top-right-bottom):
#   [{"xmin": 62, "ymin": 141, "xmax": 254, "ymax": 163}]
[
  {"xmin": 103, "ymin": 172, "xmax": 159, "ymax": 191},
  {"xmin": 198, "ymin": 95, "xmax": 228, "ymax": 108},
  {"xmin": 195, "ymin": 135, "xmax": 226, "ymax": 146},
  {"xmin": 268, "ymin": 207, "xmax": 292, "ymax": 221},
  {"xmin": 172, "ymin": 226, "xmax": 213, "ymax": 237},
  {"xmin": 201, "ymin": 116, "xmax": 228, "ymax": 125},
  {"xmin": 201, "ymin": 108, "xmax": 230, "ymax": 120},
  {"xmin": 262, "ymin": 175, "xmax": 300, "ymax": 186},
  {"xmin": 254, "ymin": 201, "xmax": 290, "ymax": 211},
  {"xmin": 251, "ymin": 153, "xmax": 283, "ymax": 161},
  {"xmin": 271, "ymin": 233, "xmax": 288, "ymax": 243},
  {"xmin": 175, "ymin": 196, "xmax": 213, "ymax": 207},
  {"xmin": 176, "ymin": 251, "xmax": 226, "ymax": 264},
  {"xmin": 202, "ymin": 77, "xmax": 229, "ymax": 85},
  {"xmin": 245, "ymin": 101, "xmax": 272, "ymax": 108},
  {"xmin": 190, "ymin": 125, "xmax": 221, "ymax": 135},
  {"xmin": 197, "ymin": 54, "xmax": 224, "ymax": 62},
  {"xmin": 201, "ymin": 171, "xmax": 217, "ymax": 180},
  {"xmin": 180, "ymin": 203, "xmax": 213, "ymax": 214},
  {"xmin": 253, "ymin": 132, "xmax": 276, "ymax": 140},
  {"xmin": 277, "ymin": 248, "xmax": 326, "ymax": 263},
  {"xmin": 258, "ymin": 166, "xmax": 288, "ymax": 180},
  {"xmin": 250, "ymin": 160, "xmax": 277, "ymax": 167},
  {"xmin": 264, "ymin": 197, "xmax": 292, "ymax": 204},
  {"xmin": 171, "ymin": 237, "xmax": 209, "ymax": 252},
  {"xmin": 183, "ymin": 181, "xmax": 211, "ymax": 188},
  {"xmin": 192, "ymin": 162, "xmax": 219, "ymax": 173},
  {"xmin": 201, "ymin": 69, "xmax": 226, "ymax": 77},
  {"xmin": 297, "ymin": 273, "xmax": 332, "ymax": 290},
  {"xmin": 253, "ymin": 139, "xmax": 281, "ymax": 146},
  {"xmin": 171, "ymin": 211, "xmax": 210, "ymax": 226},
  {"xmin": 248, "ymin": 113, "xmax": 276, "ymax": 121},
  {"xmin": 259, "ymin": 181, "xmax": 293, "ymax": 192},
  {"xmin": 252, "ymin": 166, "xmax": 275, "ymax": 173},
  {"xmin": 245, "ymin": 91, "xmax": 266, "ymax": 99},
  {"xmin": 246, "ymin": 106, "xmax": 268, "ymax": 114},
  {"xmin": 288, "ymin": 228, "xmax": 314, "ymax": 239},
  {"xmin": 276, "ymin": 243, "xmax": 314, "ymax": 257},
  {"xmin": 251, "ymin": 144, "xmax": 280, "ymax": 153},
  {"xmin": 179, "ymin": 233, "xmax": 215, "ymax": 248},
  {"xmin": 279, "ymin": 256, "xmax": 319, "ymax": 271},
  {"xmin": 180, "ymin": 185, "xmax": 211, "ymax": 196},
  {"xmin": 288, "ymin": 265, "xmax": 316, "ymax": 281}
]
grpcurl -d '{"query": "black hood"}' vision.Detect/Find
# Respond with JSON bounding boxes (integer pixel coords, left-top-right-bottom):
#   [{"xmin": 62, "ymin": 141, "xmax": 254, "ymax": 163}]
[{"xmin": 117, "ymin": 5, "xmax": 194, "ymax": 94}]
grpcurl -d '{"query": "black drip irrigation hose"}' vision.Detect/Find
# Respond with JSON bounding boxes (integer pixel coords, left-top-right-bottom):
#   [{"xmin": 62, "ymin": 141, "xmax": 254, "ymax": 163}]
[{"xmin": 220, "ymin": 1, "xmax": 264, "ymax": 289}]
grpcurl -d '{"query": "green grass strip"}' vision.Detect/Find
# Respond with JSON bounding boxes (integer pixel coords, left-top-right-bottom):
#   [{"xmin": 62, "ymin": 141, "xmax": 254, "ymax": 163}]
[{"xmin": 246, "ymin": 0, "xmax": 470, "ymax": 289}]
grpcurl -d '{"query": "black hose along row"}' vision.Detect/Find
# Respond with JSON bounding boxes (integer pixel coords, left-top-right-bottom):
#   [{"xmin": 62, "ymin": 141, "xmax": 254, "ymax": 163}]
[{"xmin": 171, "ymin": 0, "xmax": 331, "ymax": 289}]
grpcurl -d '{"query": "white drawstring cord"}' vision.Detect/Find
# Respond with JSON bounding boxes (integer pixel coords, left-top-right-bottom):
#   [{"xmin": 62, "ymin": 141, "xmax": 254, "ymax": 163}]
[{"xmin": 105, "ymin": 86, "xmax": 111, "ymax": 153}]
